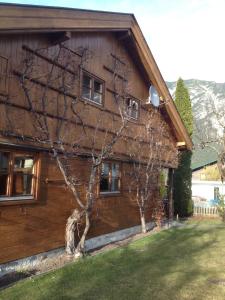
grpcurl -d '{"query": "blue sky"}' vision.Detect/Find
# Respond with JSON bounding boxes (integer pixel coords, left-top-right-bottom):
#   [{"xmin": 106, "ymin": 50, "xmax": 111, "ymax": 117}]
[{"xmin": 2, "ymin": 0, "xmax": 225, "ymax": 82}]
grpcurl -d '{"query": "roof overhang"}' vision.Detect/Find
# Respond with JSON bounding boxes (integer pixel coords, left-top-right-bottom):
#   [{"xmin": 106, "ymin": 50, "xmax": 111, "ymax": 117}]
[
  {"xmin": 192, "ymin": 160, "xmax": 217, "ymax": 172},
  {"xmin": 0, "ymin": 3, "xmax": 193, "ymax": 150}
]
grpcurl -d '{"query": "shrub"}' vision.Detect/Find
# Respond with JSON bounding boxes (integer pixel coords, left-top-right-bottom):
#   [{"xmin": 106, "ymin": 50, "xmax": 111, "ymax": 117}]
[{"xmin": 217, "ymin": 193, "xmax": 225, "ymax": 222}]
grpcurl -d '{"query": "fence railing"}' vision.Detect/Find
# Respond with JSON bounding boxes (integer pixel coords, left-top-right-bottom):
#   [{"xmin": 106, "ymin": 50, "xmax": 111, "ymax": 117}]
[{"xmin": 194, "ymin": 206, "xmax": 218, "ymax": 216}]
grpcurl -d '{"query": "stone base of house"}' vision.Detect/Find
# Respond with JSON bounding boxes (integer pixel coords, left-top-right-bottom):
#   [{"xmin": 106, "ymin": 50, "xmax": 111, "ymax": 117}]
[{"xmin": 85, "ymin": 221, "xmax": 155, "ymax": 251}]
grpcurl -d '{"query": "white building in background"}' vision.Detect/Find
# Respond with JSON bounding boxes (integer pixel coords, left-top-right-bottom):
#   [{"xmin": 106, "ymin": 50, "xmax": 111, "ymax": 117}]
[{"xmin": 192, "ymin": 180, "xmax": 224, "ymax": 206}]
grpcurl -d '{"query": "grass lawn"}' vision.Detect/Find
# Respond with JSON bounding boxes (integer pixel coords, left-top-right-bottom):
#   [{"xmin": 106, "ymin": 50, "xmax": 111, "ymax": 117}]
[{"xmin": 1, "ymin": 219, "xmax": 225, "ymax": 300}]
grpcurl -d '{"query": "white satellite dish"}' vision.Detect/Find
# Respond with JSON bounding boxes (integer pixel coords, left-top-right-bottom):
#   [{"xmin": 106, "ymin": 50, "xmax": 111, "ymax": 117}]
[{"xmin": 149, "ymin": 85, "xmax": 160, "ymax": 107}]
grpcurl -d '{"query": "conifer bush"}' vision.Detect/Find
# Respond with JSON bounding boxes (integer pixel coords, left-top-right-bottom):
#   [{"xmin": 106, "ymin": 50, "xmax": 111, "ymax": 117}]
[{"xmin": 173, "ymin": 78, "xmax": 193, "ymax": 217}]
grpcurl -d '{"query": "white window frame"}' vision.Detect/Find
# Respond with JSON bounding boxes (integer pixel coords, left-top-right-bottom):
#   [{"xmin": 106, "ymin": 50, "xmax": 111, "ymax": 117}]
[{"xmin": 81, "ymin": 71, "xmax": 104, "ymax": 105}]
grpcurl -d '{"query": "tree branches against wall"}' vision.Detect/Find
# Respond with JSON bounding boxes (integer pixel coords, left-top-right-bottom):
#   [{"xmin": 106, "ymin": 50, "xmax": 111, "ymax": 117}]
[
  {"xmin": 1, "ymin": 42, "xmax": 129, "ymax": 257},
  {"xmin": 125, "ymin": 108, "xmax": 178, "ymax": 232}
]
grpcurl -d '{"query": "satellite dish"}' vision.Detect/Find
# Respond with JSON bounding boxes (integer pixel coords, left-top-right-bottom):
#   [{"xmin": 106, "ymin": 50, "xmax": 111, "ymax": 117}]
[{"xmin": 149, "ymin": 85, "xmax": 160, "ymax": 107}]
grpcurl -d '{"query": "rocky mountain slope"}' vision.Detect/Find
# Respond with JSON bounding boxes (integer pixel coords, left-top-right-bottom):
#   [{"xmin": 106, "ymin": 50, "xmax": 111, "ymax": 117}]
[{"xmin": 167, "ymin": 79, "xmax": 225, "ymax": 168}]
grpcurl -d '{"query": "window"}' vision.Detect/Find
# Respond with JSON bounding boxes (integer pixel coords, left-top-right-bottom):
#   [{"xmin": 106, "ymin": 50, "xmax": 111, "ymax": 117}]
[
  {"xmin": 0, "ymin": 55, "xmax": 9, "ymax": 95},
  {"xmin": 100, "ymin": 162, "xmax": 121, "ymax": 193},
  {"xmin": 0, "ymin": 150, "xmax": 39, "ymax": 202},
  {"xmin": 82, "ymin": 73, "xmax": 103, "ymax": 105},
  {"xmin": 125, "ymin": 98, "xmax": 139, "ymax": 120}
]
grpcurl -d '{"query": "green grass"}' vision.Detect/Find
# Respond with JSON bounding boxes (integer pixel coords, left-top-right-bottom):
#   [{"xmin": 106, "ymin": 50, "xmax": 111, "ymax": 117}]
[
  {"xmin": 184, "ymin": 216, "xmax": 223, "ymax": 225},
  {"xmin": 2, "ymin": 219, "xmax": 225, "ymax": 300}
]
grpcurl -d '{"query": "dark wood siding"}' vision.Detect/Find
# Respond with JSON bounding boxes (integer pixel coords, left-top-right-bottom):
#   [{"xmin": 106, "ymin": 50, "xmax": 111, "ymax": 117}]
[{"xmin": 0, "ymin": 31, "xmax": 178, "ymax": 264}]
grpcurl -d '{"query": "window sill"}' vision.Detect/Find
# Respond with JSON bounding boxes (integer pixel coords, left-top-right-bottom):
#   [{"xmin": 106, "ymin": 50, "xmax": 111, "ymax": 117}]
[
  {"xmin": 99, "ymin": 191, "xmax": 121, "ymax": 198},
  {"xmin": 82, "ymin": 97, "xmax": 103, "ymax": 107},
  {"xmin": 0, "ymin": 196, "xmax": 38, "ymax": 206},
  {"xmin": 126, "ymin": 116, "xmax": 139, "ymax": 123}
]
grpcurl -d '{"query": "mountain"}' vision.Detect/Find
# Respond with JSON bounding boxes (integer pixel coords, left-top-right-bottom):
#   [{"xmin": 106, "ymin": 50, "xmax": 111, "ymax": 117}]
[{"xmin": 167, "ymin": 79, "xmax": 225, "ymax": 169}]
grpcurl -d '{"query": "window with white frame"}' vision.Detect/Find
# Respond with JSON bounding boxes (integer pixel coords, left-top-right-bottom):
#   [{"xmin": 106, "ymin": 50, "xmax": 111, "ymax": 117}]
[
  {"xmin": 82, "ymin": 72, "xmax": 103, "ymax": 105},
  {"xmin": 100, "ymin": 162, "xmax": 121, "ymax": 193},
  {"xmin": 125, "ymin": 98, "xmax": 139, "ymax": 120}
]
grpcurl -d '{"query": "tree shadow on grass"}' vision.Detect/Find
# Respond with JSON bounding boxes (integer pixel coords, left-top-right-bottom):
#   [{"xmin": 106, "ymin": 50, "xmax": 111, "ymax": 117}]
[{"xmin": 2, "ymin": 223, "xmax": 225, "ymax": 300}]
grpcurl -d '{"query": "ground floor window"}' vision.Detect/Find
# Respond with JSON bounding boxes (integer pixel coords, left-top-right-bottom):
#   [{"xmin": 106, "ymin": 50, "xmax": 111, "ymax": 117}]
[
  {"xmin": 0, "ymin": 149, "xmax": 39, "ymax": 202},
  {"xmin": 100, "ymin": 162, "xmax": 121, "ymax": 193}
]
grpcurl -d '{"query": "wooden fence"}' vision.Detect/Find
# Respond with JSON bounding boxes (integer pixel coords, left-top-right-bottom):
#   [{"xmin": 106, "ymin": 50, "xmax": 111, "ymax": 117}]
[{"xmin": 194, "ymin": 206, "xmax": 218, "ymax": 216}]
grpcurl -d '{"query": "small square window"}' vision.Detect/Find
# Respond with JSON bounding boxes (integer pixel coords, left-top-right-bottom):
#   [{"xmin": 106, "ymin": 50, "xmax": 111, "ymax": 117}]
[
  {"xmin": 82, "ymin": 72, "xmax": 103, "ymax": 105},
  {"xmin": 125, "ymin": 98, "xmax": 139, "ymax": 120}
]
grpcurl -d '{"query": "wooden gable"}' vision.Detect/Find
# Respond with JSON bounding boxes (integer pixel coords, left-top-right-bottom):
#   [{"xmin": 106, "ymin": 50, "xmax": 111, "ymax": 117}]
[{"xmin": 0, "ymin": 3, "xmax": 192, "ymax": 150}]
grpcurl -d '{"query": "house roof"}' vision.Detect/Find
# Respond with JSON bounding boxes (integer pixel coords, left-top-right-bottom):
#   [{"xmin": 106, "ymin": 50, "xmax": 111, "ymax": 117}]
[
  {"xmin": 191, "ymin": 148, "xmax": 218, "ymax": 171},
  {"xmin": 0, "ymin": 3, "xmax": 192, "ymax": 150}
]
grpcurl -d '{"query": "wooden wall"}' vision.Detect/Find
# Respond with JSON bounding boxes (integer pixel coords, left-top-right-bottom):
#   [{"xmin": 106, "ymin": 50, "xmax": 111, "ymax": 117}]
[
  {"xmin": 0, "ymin": 31, "xmax": 177, "ymax": 264},
  {"xmin": 0, "ymin": 154, "xmax": 158, "ymax": 264},
  {"xmin": 0, "ymin": 31, "xmax": 178, "ymax": 164}
]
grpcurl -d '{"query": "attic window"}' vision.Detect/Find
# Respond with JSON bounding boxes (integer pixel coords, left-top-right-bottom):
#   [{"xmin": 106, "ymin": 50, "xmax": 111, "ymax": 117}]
[
  {"xmin": 82, "ymin": 72, "xmax": 103, "ymax": 105},
  {"xmin": 125, "ymin": 98, "xmax": 139, "ymax": 120}
]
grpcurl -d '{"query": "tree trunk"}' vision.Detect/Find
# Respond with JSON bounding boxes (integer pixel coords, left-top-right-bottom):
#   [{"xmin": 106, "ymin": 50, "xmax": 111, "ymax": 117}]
[
  {"xmin": 73, "ymin": 164, "xmax": 97, "ymax": 258},
  {"xmin": 222, "ymin": 210, "xmax": 225, "ymax": 222},
  {"xmin": 74, "ymin": 211, "xmax": 90, "ymax": 258},
  {"xmin": 65, "ymin": 209, "xmax": 81, "ymax": 255},
  {"xmin": 140, "ymin": 208, "xmax": 147, "ymax": 233},
  {"xmin": 168, "ymin": 168, "xmax": 174, "ymax": 221},
  {"xmin": 218, "ymin": 154, "xmax": 225, "ymax": 182}
]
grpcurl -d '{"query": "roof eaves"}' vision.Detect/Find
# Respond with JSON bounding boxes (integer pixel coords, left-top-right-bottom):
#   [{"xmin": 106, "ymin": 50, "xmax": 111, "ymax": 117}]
[{"xmin": 129, "ymin": 20, "xmax": 193, "ymax": 150}]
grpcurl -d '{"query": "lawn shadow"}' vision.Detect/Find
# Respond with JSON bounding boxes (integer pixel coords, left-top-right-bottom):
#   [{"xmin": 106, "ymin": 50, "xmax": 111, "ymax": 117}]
[
  {"xmin": 0, "ymin": 270, "xmax": 37, "ymax": 289},
  {"xmin": 2, "ymin": 222, "xmax": 225, "ymax": 300}
]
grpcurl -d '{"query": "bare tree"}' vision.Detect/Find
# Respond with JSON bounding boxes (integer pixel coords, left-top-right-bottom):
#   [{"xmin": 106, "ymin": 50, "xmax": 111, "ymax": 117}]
[
  {"xmin": 126, "ymin": 108, "xmax": 177, "ymax": 232},
  {"xmin": 194, "ymin": 91, "xmax": 225, "ymax": 181},
  {"xmin": 1, "ymin": 43, "xmax": 130, "ymax": 257}
]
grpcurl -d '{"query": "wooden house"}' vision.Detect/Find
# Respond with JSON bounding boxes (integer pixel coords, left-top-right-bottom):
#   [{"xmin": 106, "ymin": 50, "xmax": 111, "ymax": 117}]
[{"xmin": 0, "ymin": 4, "xmax": 192, "ymax": 265}]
